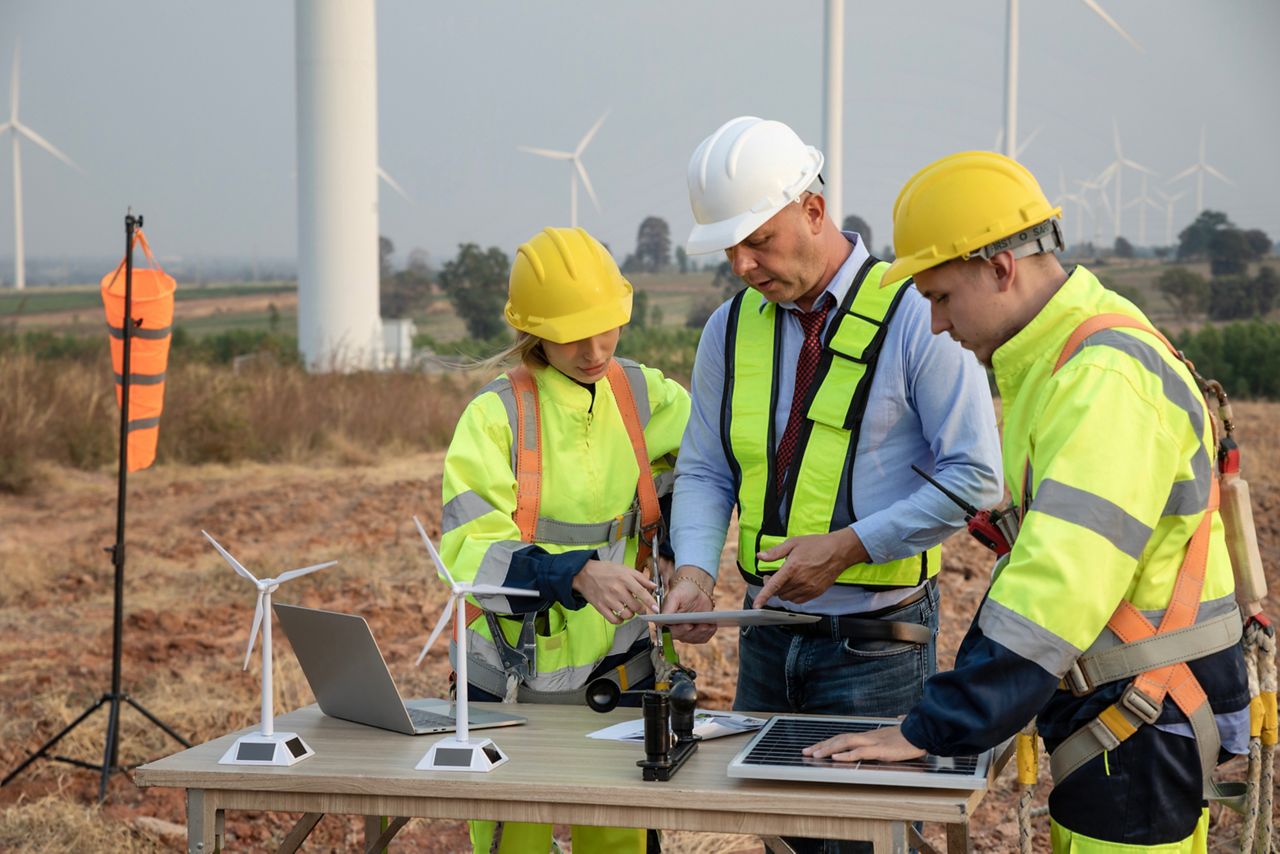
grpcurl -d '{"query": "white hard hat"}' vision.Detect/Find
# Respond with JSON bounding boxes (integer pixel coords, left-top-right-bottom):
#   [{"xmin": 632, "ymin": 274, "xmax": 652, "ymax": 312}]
[{"xmin": 685, "ymin": 116, "xmax": 824, "ymax": 255}]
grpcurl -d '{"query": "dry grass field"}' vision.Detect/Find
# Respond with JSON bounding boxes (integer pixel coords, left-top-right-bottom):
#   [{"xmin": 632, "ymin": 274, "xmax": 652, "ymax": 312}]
[{"xmin": 2, "ymin": 398, "xmax": 1278, "ymax": 852}]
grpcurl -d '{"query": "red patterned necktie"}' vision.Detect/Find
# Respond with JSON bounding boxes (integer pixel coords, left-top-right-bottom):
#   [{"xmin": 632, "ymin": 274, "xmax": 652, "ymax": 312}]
[{"xmin": 775, "ymin": 298, "xmax": 832, "ymax": 492}]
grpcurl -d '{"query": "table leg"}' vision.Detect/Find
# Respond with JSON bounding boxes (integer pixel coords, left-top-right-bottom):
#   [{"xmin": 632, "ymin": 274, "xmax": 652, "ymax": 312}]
[
  {"xmin": 276, "ymin": 813, "xmax": 324, "ymax": 854},
  {"xmin": 869, "ymin": 821, "xmax": 907, "ymax": 853},
  {"xmin": 364, "ymin": 816, "xmax": 410, "ymax": 853},
  {"xmin": 945, "ymin": 821, "xmax": 971, "ymax": 854},
  {"xmin": 186, "ymin": 789, "xmax": 223, "ymax": 854}
]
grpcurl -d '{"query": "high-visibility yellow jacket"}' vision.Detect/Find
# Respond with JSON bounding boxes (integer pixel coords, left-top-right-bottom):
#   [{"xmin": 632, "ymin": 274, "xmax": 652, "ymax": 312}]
[
  {"xmin": 900, "ymin": 266, "xmax": 1248, "ymax": 842},
  {"xmin": 440, "ymin": 358, "xmax": 690, "ymax": 696}
]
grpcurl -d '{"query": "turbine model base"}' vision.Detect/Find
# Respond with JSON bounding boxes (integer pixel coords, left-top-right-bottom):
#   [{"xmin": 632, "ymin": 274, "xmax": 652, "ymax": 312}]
[
  {"xmin": 218, "ymin": 731, "xmax": 314, "ymax": 766},
  {"xmin": 415, "ymin": 736, "xmax": 509, "ymax": 773}
]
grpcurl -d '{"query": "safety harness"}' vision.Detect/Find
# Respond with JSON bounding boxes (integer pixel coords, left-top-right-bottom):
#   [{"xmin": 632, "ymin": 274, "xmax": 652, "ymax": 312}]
[
  {"xmin": 462, "ymin": 359, "xmax": 665, "ymax": 704},
  {"xmin": 1040, "ymin": 314, "xmax": 1245, "ymax": 805}
]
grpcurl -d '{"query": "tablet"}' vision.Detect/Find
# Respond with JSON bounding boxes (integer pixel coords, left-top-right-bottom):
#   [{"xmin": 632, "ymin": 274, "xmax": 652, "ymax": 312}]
[{"xmin": 638, "ymin": 610, "xmax": 823, "ymax": 627}]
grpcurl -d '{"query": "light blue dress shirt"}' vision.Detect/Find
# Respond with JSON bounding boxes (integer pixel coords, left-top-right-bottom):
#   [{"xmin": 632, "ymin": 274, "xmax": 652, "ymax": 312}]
[{"xmin": 671, "ymin": 232, "xmax": 1004, "ymax": 615}]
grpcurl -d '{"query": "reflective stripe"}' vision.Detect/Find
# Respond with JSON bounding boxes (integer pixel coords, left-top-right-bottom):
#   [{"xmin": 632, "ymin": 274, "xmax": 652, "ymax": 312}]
[
  {"xmin": 113, "ymin": 371, "xmax": 166, "ymax": 386},
  {"xmin": 475, "ymin": 377, "xmax": 517, "ymax": 470},
  {"xmin": 442, "ymin": 490, "xmax": 498, "ymax": 534},
  {"xmin": 461, "ymin": 617, "xmax": 649, "ymax": 694},
  {"xmin": 1032, "ymin": 478, "xmax": 1152, "ymax": 560},
  {"xmin": 472, "ymin": 540, "xmax": 530, "ymax": 611},
  {"xmin": 979, "ymin": 596, "xmax": 1083, "ymax": 678},
  {"xmin": 653, "ymin": 469, "xmax": 675, "ymax": 498},
  {"xmin": 1163, "ymin": 446, "xmax": 1212, "ymax": 517},
  {"xmin": 126, "ymin": 416, "xmax": 161, "ymax": 433},
  {"xmin": 107, "ymin": 323, "xmax": 171, "ymax": 341},
  {"xmin": 1079, "ymin": 593, "xmax": 1239, "ymax": 658},
  {"xmin": 1070, "ymin": 329, "xmax": 1204, "ymax": 437}
]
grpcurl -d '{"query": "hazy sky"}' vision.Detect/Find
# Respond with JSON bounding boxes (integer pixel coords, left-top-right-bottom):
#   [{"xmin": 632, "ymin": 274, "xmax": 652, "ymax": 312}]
[{"xmin": 1, "ymin": 1, "xmax": 1277, "ymax": 269}]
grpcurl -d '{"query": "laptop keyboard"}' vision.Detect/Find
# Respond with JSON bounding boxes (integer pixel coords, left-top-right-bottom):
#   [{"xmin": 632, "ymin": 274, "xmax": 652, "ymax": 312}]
[{"xmin": 408, "ymin": 707, "xmax": 456, "ymax": 730}]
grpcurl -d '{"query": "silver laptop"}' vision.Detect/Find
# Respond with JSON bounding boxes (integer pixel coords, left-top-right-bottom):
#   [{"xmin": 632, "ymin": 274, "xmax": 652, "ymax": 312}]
[{"xmin": 274, "ymin": 603, "xmax": 525, "ymax": 736}]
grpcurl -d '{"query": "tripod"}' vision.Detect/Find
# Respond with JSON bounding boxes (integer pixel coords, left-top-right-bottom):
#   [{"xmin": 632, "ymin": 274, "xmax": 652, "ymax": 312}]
[{"xmin": 2, "ymin": 212, "xmax": 191, "ymax": 802}]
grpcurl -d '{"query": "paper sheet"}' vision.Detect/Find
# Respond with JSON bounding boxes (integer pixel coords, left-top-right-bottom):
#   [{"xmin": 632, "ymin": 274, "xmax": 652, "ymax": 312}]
[{"xmin": 586, "ymin": 709, "xmax": 768, "ymax": 742}]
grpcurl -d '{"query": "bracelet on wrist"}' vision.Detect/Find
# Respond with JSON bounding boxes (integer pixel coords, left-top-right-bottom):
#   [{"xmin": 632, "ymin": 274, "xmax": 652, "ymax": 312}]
[{"xmin": 674, "ymin": 574, "xmax": 714, "ymax": 602}]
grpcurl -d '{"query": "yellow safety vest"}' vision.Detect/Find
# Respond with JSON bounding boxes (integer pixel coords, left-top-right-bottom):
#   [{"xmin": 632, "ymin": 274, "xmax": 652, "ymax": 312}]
[{"xmin": 725, "ymin": 258, "xmax": 941, "ymax": 588}]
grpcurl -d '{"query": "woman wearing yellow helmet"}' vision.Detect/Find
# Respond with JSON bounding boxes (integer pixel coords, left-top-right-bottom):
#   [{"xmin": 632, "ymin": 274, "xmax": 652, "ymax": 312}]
[{"xmin": 438, "ymin": 227, "xmax": 691, "ymax": 854}]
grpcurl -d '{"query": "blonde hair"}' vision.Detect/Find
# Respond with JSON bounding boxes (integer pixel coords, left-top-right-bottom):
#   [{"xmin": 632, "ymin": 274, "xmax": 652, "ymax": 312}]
[{"xmin": 466, "ymin": 330, "xmax": 548, "ymax": 377}]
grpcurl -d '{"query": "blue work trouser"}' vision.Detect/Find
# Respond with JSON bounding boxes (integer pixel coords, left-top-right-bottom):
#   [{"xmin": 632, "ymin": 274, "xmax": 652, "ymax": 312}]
[{"xmin": 734, "ymin": 583, "xmax": 940, "ymax": 854}]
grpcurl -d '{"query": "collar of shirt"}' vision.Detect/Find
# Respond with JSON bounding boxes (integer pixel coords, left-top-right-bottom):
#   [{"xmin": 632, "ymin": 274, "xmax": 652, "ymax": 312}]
[{"xmin": 760, "ymin": 230, "xmax": 870, "ymax": 315}]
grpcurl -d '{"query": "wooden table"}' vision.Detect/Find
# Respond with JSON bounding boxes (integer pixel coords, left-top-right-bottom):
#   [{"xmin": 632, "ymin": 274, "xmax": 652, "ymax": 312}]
[{"xmin": 135, "ymin": 703, "xmax": 1010, "ymax": 854}]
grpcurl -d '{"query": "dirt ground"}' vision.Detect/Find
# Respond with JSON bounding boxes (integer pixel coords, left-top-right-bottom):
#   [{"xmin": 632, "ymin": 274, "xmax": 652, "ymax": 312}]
[{"xmin": 2, "ymin": 403, "xmax": 1279, "ymax": 852}]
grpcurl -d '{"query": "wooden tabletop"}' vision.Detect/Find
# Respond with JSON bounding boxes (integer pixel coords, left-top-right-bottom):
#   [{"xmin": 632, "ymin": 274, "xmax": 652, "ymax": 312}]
[{"xmin": 136, "ymin": 703, "xmax": 1001, "ymax": 835}]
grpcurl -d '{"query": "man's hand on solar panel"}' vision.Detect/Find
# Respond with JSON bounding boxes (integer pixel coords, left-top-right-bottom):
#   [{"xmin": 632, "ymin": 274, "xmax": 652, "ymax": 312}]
[
  {"xmin": 752, "ymin": 527, "xmax": 869, "ymax": 607},
  {"xmin": 802, "ymin": 724, "xmax": 927, "ymax": 763}
]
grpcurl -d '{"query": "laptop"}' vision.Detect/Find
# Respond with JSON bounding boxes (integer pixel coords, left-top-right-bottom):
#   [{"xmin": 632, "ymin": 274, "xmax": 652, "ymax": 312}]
[{"xmin": 274, "ymin": 603, "xmax": 525, "ymax": 736}]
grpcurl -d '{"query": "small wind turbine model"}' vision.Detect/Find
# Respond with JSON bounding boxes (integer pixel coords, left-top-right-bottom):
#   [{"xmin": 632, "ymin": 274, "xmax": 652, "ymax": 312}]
[
  {"xmin": 410, "ymin": 516, "xmax": 537, "ymax": 773},
  {"xmin": 203, "ymin": 531, "xmax": 336, "ymax": 766}
]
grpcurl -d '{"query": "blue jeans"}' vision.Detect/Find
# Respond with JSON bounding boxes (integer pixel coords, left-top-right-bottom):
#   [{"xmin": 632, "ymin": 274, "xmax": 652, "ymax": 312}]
[{"xmin": 734, "ymin": 583, "xmax": 940, "ymax": 854}]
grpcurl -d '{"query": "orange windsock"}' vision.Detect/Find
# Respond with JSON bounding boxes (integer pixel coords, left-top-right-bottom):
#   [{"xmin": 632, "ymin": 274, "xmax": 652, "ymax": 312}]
[{"xmin": 100, "ymin": 230, "xmax": 176, "ymax": 472}]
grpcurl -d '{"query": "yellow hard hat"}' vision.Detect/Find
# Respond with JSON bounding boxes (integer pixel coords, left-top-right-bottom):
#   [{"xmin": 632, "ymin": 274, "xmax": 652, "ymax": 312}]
[
  {"xmin": 506, "ymin": 227, "xmax": 633, "ymax": 343},
  {"xmin": 881, "ymin": 151, "xmax": 1063, "ymax": 286}
]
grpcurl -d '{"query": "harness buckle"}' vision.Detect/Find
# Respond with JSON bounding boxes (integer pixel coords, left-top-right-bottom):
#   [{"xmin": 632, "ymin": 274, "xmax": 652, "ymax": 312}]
[
  {"xmin": 1063, "ymin": 661, "xmax": 1093, "ymax": 697},
  {"xmin": 1120, "ymin": 684, "xmax": 1163, "ymax": 726},
  {"xmin": 1084, "ymin": 716, "xmax": 1122, "ymax": 753}
]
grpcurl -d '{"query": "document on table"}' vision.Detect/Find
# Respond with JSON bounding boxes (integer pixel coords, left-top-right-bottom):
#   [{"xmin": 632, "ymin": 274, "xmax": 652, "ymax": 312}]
[{"xmin": 587, "ymin": 710, "xmax": 768, "ymax": 742}]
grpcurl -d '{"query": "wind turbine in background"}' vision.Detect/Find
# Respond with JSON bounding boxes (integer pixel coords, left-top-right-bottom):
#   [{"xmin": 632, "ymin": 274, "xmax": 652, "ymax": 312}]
[
  {"xmin": 411, "ymin": 517, "xmax": 537, "ymax": 773},
  {"xmin": 1, "ymin": 45, "xmax": 83, "ymax": 291},
  {"xmin": 995, "ymin": 125, "xmax": 1042, "ymax": 159},
  {"xmin": 1082, "ymin": 171, "xmax": 1114, "ymax": 243},
  {"xmin": 203, "ymin": 531, "xmax": 336, "ymax": 766},
  {"xmin": 1057, "ymin": 169, "xmax": 1094, "ymax": 246},
  {"xmin": 377, "ymin": 166, "xmax": 412, "ymax": 204},
  {"xmin": 1123, "ymin": 174, "xmax": 1162, "ymax": 246},
  {"xmin": 1097, "ymin": 121, "xmax": 1154, "ymax": 240},
  {"xmin": 1169, "ymin": 126, "xmax": 1232, "ymax": 215},
  {"xmin": 1155, "ymin": 189, "xmax": 1187, "ymax": 246},
  {"xmin": 518, "ymin": 112, "xmax": 608, "ymax": 229},
  {"xmin": 823, "ymin": 0, "xmax": 844, "ymax": 226},
  {"xmin": 1002, "ymin": 0, "xmax": 1141, "ymax": 159}
]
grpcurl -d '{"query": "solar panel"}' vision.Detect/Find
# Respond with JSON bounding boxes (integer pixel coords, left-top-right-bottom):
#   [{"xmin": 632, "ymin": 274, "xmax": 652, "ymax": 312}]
[{"xmin": 727, "ymin": 715, "xmax": 993, "ymax": 790}]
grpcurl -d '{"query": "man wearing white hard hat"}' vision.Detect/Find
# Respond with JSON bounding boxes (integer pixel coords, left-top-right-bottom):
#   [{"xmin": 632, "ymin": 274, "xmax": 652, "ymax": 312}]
[{"xmin": 664, "ymin": 116, "xmax": 1002, "ymax": 852}]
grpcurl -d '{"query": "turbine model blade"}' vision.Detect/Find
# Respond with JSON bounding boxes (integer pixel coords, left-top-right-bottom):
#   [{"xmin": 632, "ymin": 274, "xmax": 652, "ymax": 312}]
[
  {"xmin": 466, "ymin": 584, "xmax": 540, "ymax": 598},
  {"xmin": 518, "ymin": 145, "xmax": 573, "ymax": 161},
  {"xmin": 576, "ymin": 158, "xmax": 601, "ymax": 213},
  {"xmin": 273, "ymin": 560, "xmax": 337, "ymax": 585},
  {"xmin": 1204, "ymin": 164, "xmax": 1233, "ymax": 184},
  {"xmin": 377, "ymin": 166, "xmax": 411, "ymax": 203},
  {"xmin": 415, "ymin": 595, "xmax": 455, "ymax": 666},
  {"xmin": 243, "ymin": 591, "xmax": 265, "ymax": 670},
  {"xmin": 1079, "ymin": 0, "xmax": 1144, "ymax": 52},
  {"xmin": 575, "ymin": 111, "xmax": 609, "ymax": 157},
  {"xmin": 15, "ymin": 123, "xmax": 83, "ymax": 172},
  {"xmin": 203, "ymin": 531, "xmax": 259, "ymax": 584},
  {"xmin": 413, "ymin": 516, "xmax": 458, "ymax": 589}
]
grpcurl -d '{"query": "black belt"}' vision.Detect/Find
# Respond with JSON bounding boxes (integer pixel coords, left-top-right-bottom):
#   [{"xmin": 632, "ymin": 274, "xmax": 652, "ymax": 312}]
[{"xmin": 764, "ymin": 579, "xmax": 935, "ymax": 645}]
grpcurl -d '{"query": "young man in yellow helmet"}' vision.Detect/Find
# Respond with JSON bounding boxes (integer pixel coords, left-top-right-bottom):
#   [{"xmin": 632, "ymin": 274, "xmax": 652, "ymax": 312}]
[
  {"xmin": 806, "ymin": 151, "xmax": 1250, "ymax": 853},
  {"xmin": 665, "ymin": 116, "xmax": 1004, "ymax": 853},
  {"xmin": 440, "ymin": 226, "xmax": 690, "ymax": 854}
]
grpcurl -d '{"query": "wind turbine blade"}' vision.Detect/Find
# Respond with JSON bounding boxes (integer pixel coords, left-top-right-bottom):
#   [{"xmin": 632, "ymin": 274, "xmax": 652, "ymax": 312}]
[
  {"xmin": 466, "ymin": 584, "xmax": 540, "ymax": 598},
  {"xmin": 203, "ymin": 531, "xmax": 259, "ymax": 584},
  {"xmin": 9, "ymin": 45, "xmax": 17, "ymax": 123},
  {"xmin": 415, "ymin": 596, "xmax": 455, "ymax": 666},
  {"xmin": 15, "ymin": 124, "xmax": 83, "ymax": 172},
  {"xmin": 576, "ymin": 159, "xmax": 601, "ymax": 213},
  {"xmin": 1015, "ymin": 126, "xmax": 1041, "ymax": 158},
  {"xmin": 1079, "ymin": 0, "xmax": 1144, "ymax": 52},
  {"xmin": 243, "ymin": 591, "xmax": 265, "ymax": 670},
  {"xmin": 273, "ymin": 560, "xmax": 337, "ymax": 585},
  {"xmin": 1203, "ymin": 164, "xmax": 1233, "ymax": 185},
  {"xmin": 413, "ymin": 516, "xmax": 457, "ymax": 589},
  {"xmin": 575, "ymin": 111, "xmax": 609, "ymax": 156},
  {"xmin": 377, "ymin": 166, "xmax": 411, "ymax": 203},
  {"xmin": 1168, "ymin": 164, "xmax": 1198, "ymax": 184},
  {"xmin": 1120, "ymin": 157, "xmax": 1155, "ymax": 175},
  {"xmin": 517, "ymin": 145, "xmax": 573, "ymax": 160}
]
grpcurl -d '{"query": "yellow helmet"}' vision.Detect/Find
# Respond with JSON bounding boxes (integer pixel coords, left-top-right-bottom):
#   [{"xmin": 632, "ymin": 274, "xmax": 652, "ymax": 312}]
[
  {"xmin": 881, "ymin": 151, "xmax": 1063, "ymax": 286},
  {"xmin": 506, "ymin": 227, "xmax": 633, "ymax": 343}
]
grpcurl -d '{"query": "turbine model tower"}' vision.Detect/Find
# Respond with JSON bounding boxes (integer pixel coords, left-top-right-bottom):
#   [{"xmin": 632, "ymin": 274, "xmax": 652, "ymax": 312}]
[
  {"xmin": 1169, "ymin": 125, "xmax": 1232, "ymax": 215},
  {"xmin": 1, "ymin": 45, "xmax": 83, "ymax": 291},
  {"xmin": 1002, "ymin": 0, "xmax": 1141, "ymax": 159},
  {"xmin": 204, "ymin": 531, "xmax": 336, "ymax": 766},
  {"xmin": 411, "ymin": 517, "xmax": 537, "ymax": 772},
  {"xmin": 519, "ymin": 112, "xmax": 607, "ymax": 229}
]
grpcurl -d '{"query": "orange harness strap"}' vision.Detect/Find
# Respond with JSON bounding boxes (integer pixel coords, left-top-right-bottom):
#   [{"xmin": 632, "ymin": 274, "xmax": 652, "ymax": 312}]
[
  {"xmin": 507, "ymin": 364, "xmax": 544, "ymax": 544},
  {"xmin": 604, "ymin": 360, "xmax": 663, "ymax": 570}
]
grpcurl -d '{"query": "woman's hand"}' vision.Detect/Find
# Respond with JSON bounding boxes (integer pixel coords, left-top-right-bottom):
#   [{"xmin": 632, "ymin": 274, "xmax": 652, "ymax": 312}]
[{"xmin": 572, "ymin": 560, "xmax": 659, "ymax": 625}]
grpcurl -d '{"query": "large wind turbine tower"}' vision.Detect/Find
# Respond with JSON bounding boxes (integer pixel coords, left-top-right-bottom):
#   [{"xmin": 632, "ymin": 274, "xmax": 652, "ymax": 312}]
[
  {"xmin": 823, "ymin": 0, "xmax": 844, "ymax": 227},
  {"xmin": 295, "ymin": 0, "xmax": 382, "ymax": 371}
]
